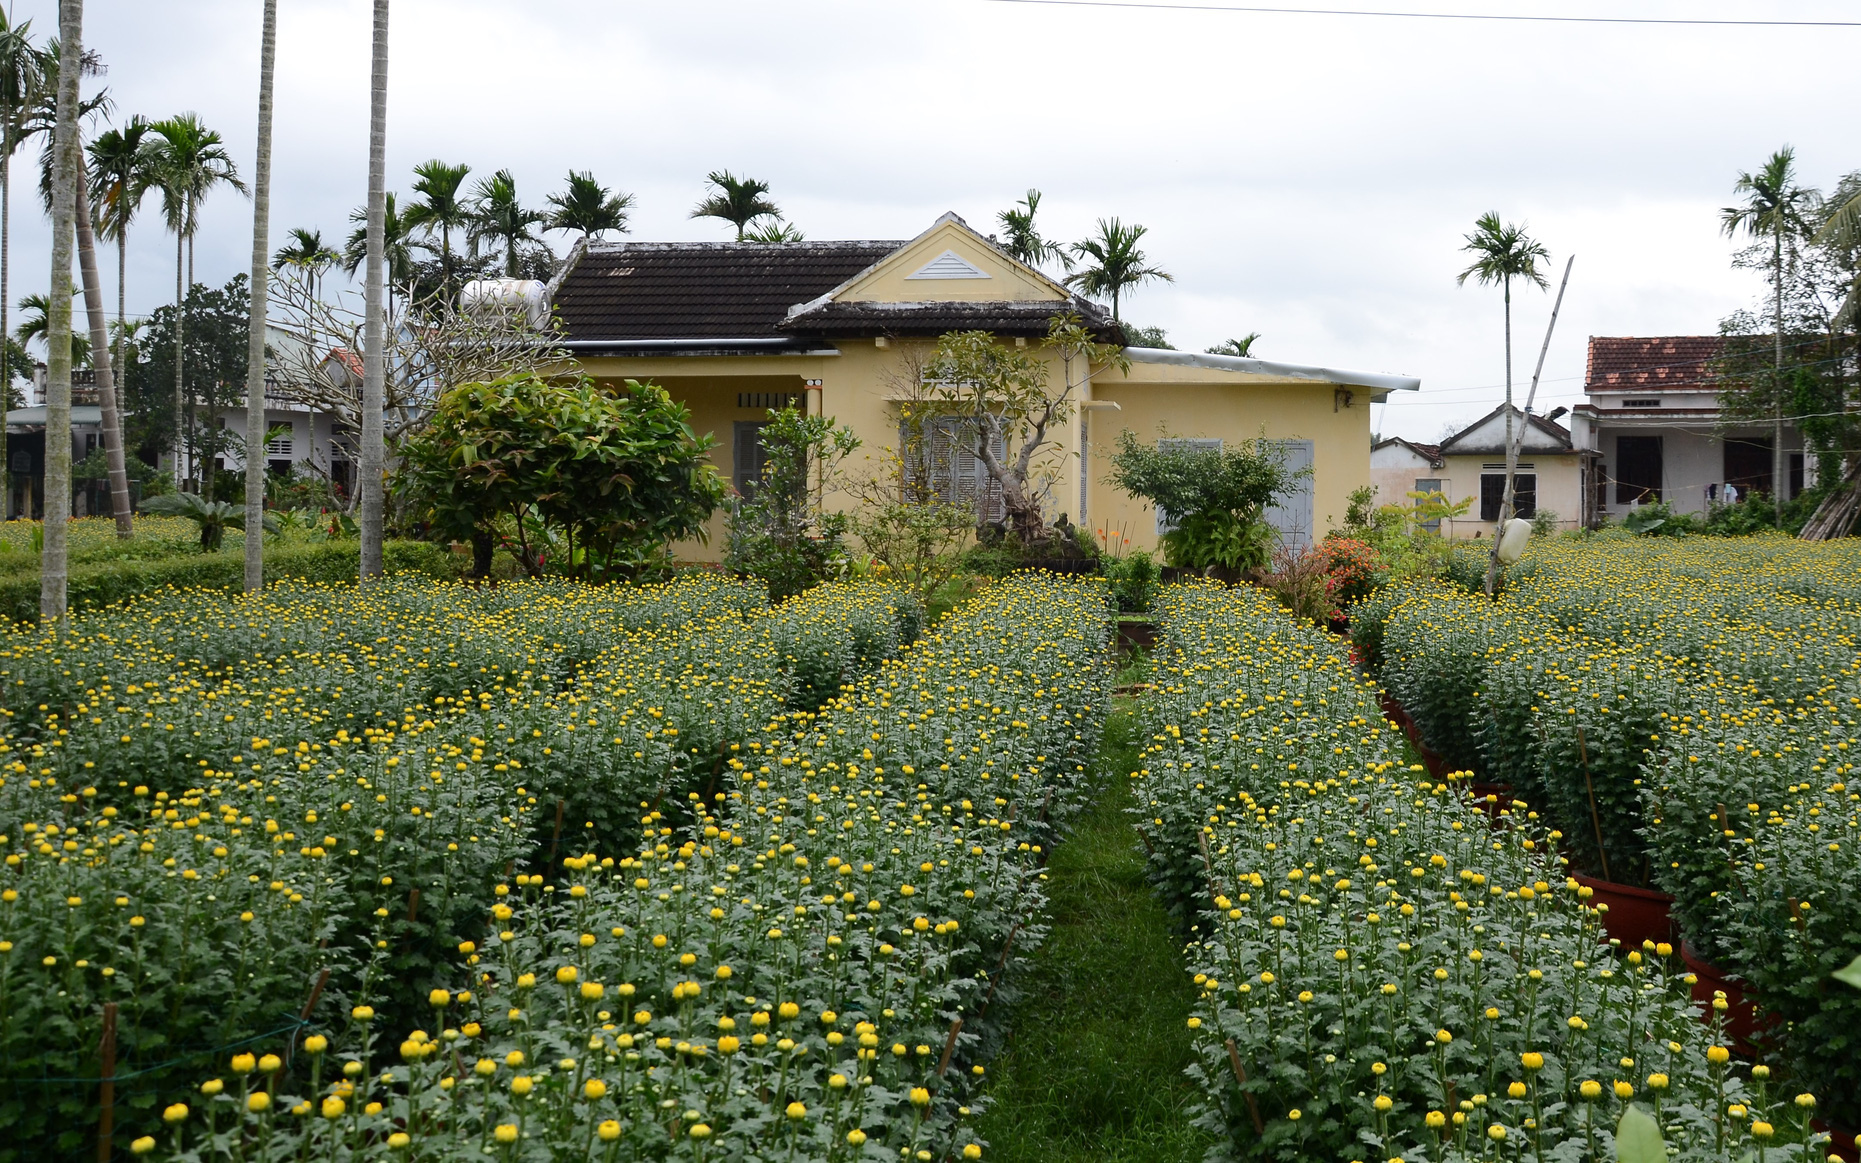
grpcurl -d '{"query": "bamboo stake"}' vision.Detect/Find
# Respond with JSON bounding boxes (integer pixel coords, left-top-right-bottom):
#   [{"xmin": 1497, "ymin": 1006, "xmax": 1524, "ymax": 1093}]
[
  {"xmin": 1576, "ymin": 726, "xmax": 1610, "ymax": 882},
  {"xmin": 95, "ymin": 1002, "xmax": 117, "ymax": 1163},
  {"xmin": 1225, "ymin": 1037, "xmax": 1264, "ymax": 1135},
  {"xmin": 935, "ymin": 1017, "xmax": 964, "ymax": 1079}
]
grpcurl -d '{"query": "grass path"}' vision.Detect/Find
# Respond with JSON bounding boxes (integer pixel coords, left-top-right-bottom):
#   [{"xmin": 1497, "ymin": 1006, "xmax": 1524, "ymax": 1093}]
[{"xmin": 973, "ymin": 695, "xmax": 1210, "ymax": 1163}]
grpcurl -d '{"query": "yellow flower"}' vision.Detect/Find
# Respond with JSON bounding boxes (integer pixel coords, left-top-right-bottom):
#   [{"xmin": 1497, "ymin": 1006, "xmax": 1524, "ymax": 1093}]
[
  {"xmin": 1794, "ymin": 1093, "xmax": 1816, "ymax": 1109},
  {"xmin": 1374, "ymin": 1095, "xmax": 1392, "ymax": 1112},
  {"xmin": 351, "ymin": 1006, "xmax": 374, "ymax": 1022},
  {"xmin": 1751, "ymin": 1121, "xmax": 1774, "ymax": 1139},
  {"xmin": 130, "ymin": 1137, "xmax": 155, "ymax": 1155},
  {"xmin": 556, "ymin": 966, "xmax": 578, "ymax": 984},
  {"xmin": 429, "ymin": 989, "xmax": 451, "ymax": 1007},
  {"xmin": 599, "ymin": 1120, "xmax": 621, "ymax": 1141},
  {"xmin": 494, "ymin": 1124, "xmax": 519, "ymax": 1144},
  {"xmin": 1487, "ymin": 1125, "xmax": 1506, "ymax": 1142},
  {"xmin": 1646, "ymin": 1073, "xmax": 1669, "ymax": 1091},
  {"xmin": 910, "ymin": 1087, "xmax": 931, "ymax": 1107},
  {"xmin": 1707, "ymin": 1045, "xmax": 1730, "ymax": 1065},
  {"xmin": 848, "ymin": 1130, "xmax": 869, "ymax": 1146},
  {"xmin": 511, "ymin": 1075, "xmax": 534, "ymax": 1096},
  {"xmin": 200, "ymin": 1079, "xmax": 224, "ymax": 1097},
  {"xmin": 387, "ymin": 1132, "xmax": 410, "ymax": 1149},
  {"xmin": 689, "ymin": 1123, "xmax": 711, "ymax": 1139},
  {"xmin": 787, "ymin": 1101, "xmax": 808, "ymax": 1120},
  {"xmin": 303, "ymin": 1035, "xmax": 328, "ymax": 1055},
  {"xmin": 964, "ymin": 1146, "xmax": 983, "ymax": 1160},
  {"xmin": 1613, "ymin": 1081, "xmax": 1634, "ymax": 1099},
  {"xmin": 163, "ymin": 1103, "xmax": 189, "ymax": 1124},
  {"xmin": 581, "ymin": 982, "xmax": 604, "ymax": 1001},
  {"xmin": 247, "ymin": 1092, "xmax": 271, "ymax": 1113},
  {"xmin": 1435, "ymin": 1029, "xmax": 1452, "ymax": 1044},
  {"xmin": 1521, "ymin": 1052, "xmax": 1543, "ymax": 1071},
  {"xmin": 321, "ymin": 1096, "xmax": 345, "ymax": 1119},
  {"xmin": 230, "ymin": 1053, "xmax": 257, "ymax": 1073},
  {"xmin": 1508, "ymin": 1082, "xmax": 1527, "ymax": 1099},
  {"xmin": 1580, "ymin": 1081, "xmax": 1601, "ymax": 1100},
  {"xmin": 1425, "ymin": 1111, "xmax": 1447, "ymax": 1129},
  {"xmin": 258, "ymin": 1054, "xmax": 281, "ymax": 1073},
  {"xmin": 584, "ymin": 1079, "xmax": 607, "ymax": 1100},
  {"xmin": 1288, "ymin": 1109, "xmax": 1303, "ymax": 1121}
]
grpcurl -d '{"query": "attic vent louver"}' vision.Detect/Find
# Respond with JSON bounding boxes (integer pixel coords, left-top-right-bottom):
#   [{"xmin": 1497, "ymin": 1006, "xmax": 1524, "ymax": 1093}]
[{"xmin": 905, "ymin": 250, "xmax": 991, "ymax": 280}]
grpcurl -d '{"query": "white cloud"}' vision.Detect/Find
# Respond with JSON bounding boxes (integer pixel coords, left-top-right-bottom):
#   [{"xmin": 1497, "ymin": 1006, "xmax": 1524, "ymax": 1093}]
[{"xmin": 10, "ymin": 0, "xmax": 1852, "ymax": 440}]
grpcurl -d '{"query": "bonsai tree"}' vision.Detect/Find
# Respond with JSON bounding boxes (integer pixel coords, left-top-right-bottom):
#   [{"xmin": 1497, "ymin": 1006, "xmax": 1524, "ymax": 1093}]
[
  {"xmin": 1106, "ymin": 430, "xmax": 1298, "ymax": 575},
  {"xmin": 394, "ymin": 371, "xmax": 725, "ymax": 579},
  {"xmin": 139, "ymin": 491, "xmax": 280, "ymax": 552}
]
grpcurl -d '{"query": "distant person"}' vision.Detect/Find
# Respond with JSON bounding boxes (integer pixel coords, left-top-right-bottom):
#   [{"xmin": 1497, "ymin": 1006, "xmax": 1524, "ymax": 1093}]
[{"xmin": 1723, "ymin": 483, "xmax": 1739, "ymax": 505}]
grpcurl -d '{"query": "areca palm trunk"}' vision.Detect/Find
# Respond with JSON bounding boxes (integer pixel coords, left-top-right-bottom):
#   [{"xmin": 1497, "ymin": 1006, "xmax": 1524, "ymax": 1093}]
[
  {"xmin": 2, "ymin": 123, "xmax": 11, "ymax": 517},
  {"xmin": 358, "ymin": 0, "xmax": 388, "ymax": 582},
  {"xmin": 173, "ymin": 225, "xmax": 185, "ymax": 487},
  {"xmin": 1774, "ymin": 231, "xmax": 1785, "ymax": 527},
  {"xmin": 244, "ymin": 0, "xmax": 277, "ymax": 592},
  {"xmin": 1486, "ymin": 276, "xmax": 1516, "ymax": 598},
  {"xmin": 74, "ymin": 177, "xmax": 132, "ymax": 535},
  {"xmin": 41, "ymin": 0, "xmax": 82, "ymax": 621}
]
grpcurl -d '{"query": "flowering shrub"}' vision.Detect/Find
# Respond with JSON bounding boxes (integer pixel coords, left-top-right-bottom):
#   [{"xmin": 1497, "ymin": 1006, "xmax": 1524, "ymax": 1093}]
[
  {"xmin": 147, "ymin": 573, "xmax": 1111, "ymax": 1160},
  {"xmin": 1316, "ymin": 536, "xmax": 1383, "ymax": 610},
  {"xmin": 1137, "ymin": 580, "xmax": 1827, "ymax": 1162},
  {"xmin": 1367, "ymin": 537, "xmax": 1861, "ymax": 1128},
  {"xmin": 0, "ymin": 573, "xmax": 931, "ymax": 1157}
]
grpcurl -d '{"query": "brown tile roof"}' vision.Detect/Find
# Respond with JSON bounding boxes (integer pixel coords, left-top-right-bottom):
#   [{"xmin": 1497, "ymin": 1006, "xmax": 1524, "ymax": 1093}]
[
  {"xmin": 775, "ymin": 297, "xmax": 1122, "ymax": 342},
  {"xmin": 1584, "ymin": 336, "xmax": 1726, "ymax": 392},
  {"xmin": 552, "ymin": 240, "xmax": 902, "ymax": 344}
]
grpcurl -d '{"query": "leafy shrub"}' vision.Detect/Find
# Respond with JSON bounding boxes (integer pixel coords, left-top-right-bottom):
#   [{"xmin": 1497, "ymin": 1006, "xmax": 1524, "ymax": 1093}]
[
  {"xmin": 1259, "ymin": 545, "xmax": 1335, "ymax": 626},
  {"xmin": 1104, "ymin": 549, "xmax": 1161, "ymax": 613}
]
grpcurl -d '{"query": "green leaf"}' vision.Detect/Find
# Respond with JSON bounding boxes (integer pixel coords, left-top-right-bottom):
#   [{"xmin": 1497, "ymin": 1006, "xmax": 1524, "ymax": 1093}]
[
  {"xmin": 1616, "ymin": 1104, "xmax": 1666, "ymax": 1163},
  {"xmin": 1835, "ymin": 952, "xmax": 1861, "ymax": 990}
]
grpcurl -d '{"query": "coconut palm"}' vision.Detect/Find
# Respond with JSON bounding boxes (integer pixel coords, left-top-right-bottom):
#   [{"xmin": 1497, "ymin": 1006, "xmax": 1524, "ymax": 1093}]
[
  {"xmin": 358, "ymin": 0, "xmax": 388, "ymax": 582},
  {"xmin": 996, "ymin": 189, "xmax": 1068, "ymax": 272},
  {"xmin": 87, "ymin": 116, "xmax": 155, "ymax": 405},
  {"xmin": 243, "ymin": 0, "xmax": 278, "ymax": 592},
  {"xmin": 468, "ymin": 168, "xmax": 543, "ymax": 278},
  {"xmin": 1207, "ymin": 334, "xmax": 1261, "ymax": 357},
  {"xmin": 1723, "ymin": 147, "xmax": 1820, "ymax": 525},
  {"xmin": 544, "ymin": 170, "xmax": 631, "ymax": 241},
  {"xmin": 0, "ymin": 13, "xmax": 39, "ymax": 511},
  {"xmin": 147, "ymin": 112, "xmax": 244, "ymax": 485},
  {"xmin": 402, "ymin": 158, "xmax": 471, "ymax": 290},
  {"xmin": 1457, "ymin": 211, "xmax": 1550, "ymax": 592},
  {"xmin": 690, "ymin": 170, "xmax": 780, "ymax": 241},
  {"xmin": 1066, "ymin": 218, "xmax": 1172, "ymax": 323}
]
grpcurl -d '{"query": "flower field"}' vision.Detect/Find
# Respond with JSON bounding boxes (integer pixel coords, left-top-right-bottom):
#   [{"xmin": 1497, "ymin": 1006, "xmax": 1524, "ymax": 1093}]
[
  {"xmin": 1144, "ymin": 579, "xmax": 1828, "ymax": 1162},
  {"xmin": 0, "ymin": 572, "xmax": 934, "ymax": 1157},
  {"xmin": 1358, "ymin": 537, "xmax": 1861, "ymax": 1138}
]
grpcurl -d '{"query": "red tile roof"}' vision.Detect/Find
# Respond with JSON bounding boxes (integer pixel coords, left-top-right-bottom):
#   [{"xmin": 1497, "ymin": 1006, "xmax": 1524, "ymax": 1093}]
[{"xmin": 1584, "ymin": 336, "xmax": 1725, "ymax": 392}]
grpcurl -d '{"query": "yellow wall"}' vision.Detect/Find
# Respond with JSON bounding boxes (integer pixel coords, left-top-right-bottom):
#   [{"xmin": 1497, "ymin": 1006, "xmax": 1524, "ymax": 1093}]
[
  {"xmin": 579, "ymin": 345, "xmax": 1366, "ymax": 563},
  {"xmin": 1087, "ymin": 365, "xmax": 1371, "ymax": 555},
  {"xmin": 841, "ymin": 222, "xmax": 1064, "ymax": 304}
]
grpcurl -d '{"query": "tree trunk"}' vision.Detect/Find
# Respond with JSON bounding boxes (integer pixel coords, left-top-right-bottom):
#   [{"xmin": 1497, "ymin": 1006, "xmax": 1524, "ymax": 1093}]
[
  {"xmin": 1486, "ymin": 278, "xmax": 1515, "ymax": 598},
  {"xmin": 1773, "ymin": 230, "xmax": 1786, "ymax": 527},
  {"xmin": 244, "ymin": 0, "xmax": 278, "ymax": 592},
  {"xmin": 173, "ymin": 227, "xmax": 185, "ymax": 488},
  {"xmin": 73, "ymin": 177, "xmax": 132, "ymax": 536},
  {"xmin": 41, "ymin": 0, "xmax": 83, "ymax": 622},
  {"xmin": 1, "ymin": 127, "xmax": 9, "ymax": 519},
  {"xmin": 358, "ymin": 0, "xmax": 388, "ymax": 582}
]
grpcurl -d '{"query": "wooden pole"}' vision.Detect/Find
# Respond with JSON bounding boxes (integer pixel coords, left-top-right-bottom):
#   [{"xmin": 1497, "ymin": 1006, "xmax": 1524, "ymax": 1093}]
[
  {"xmin": 96, "ymin": 1002, "xmax": 117, "ymax": 1163},
  {"xmin": 1576, "ymin": 726, "xmax": 1610, "ymax": 883}
]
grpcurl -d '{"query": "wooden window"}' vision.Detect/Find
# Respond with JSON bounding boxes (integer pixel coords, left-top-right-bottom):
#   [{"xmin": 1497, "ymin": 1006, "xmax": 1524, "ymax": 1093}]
[
  {"xmin": 1616, "ymin": 436, "xmax": 1662, "ymax": 504},
  {"xmin": 733, "ymin": 421, "xmax": 772, "ymax": 500},
  {"xmin": 901, "ymin": 417, "xmax": 1003, "ymax": 523},
  {"xmin": 1480, "ymin": 473, "xmax": 1536, "ymax": 521},
  {"xmin": 1262, "ymin": 439, "xmax": 1315, "ymax": 551}
]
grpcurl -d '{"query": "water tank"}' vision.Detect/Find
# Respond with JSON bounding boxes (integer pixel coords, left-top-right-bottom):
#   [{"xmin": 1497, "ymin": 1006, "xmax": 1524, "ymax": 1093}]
[{"xmin": 459, "ymin": 279, "xmax": 549, "ymax": 330}]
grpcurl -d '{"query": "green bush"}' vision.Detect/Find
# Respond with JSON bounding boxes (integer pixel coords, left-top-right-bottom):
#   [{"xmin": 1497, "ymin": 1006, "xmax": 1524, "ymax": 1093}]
[{"xmin": 0, "ymin": 540, "xmax": 458, "ymax": 623}]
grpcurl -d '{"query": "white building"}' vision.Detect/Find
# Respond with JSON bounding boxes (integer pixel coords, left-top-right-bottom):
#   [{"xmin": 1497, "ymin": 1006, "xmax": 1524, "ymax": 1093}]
[
  {"xmin": 1372, "ymin": 403, "xmax": 1589, "ymax": 537},
  {"xmin": 1570, "ymin": 336, "xmax": 1805, "ymax": 521}
]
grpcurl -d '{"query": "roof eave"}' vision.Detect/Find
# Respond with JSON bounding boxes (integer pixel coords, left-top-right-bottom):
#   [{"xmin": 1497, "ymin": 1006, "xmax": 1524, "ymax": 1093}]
[{"xmin": 1122, "ymin": 347, "xmax": 1420, "ymax": 392}]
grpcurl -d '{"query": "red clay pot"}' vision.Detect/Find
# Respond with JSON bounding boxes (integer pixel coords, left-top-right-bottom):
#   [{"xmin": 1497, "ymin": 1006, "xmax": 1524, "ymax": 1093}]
[
  {"xmin": 1571, "ymin": 872, "xmax": 1675, "ymax": 950},
  {"xmin": 1680, "ymin": 940, "xmax": 1776, "ymax": 1054},
  {"xmin": 1813, "ymin": 1120, "xmax": 1859, "ymax": 1163}
]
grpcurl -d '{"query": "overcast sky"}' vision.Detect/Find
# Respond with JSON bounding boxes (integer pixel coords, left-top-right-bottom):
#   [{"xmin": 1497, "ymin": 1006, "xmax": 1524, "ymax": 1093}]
[{"xmin": 12, "ymin": 0, "xmax": 1861, "ymax": 440}]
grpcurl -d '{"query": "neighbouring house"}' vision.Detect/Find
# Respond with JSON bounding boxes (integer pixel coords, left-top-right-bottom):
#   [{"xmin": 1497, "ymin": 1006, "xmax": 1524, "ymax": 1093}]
[
  {"xmin": 1570, "ymin": 336, "xmax": 1806, "ymax": 520},
  {"xmin": 547, "ymin": 211, "xmax": 1419, "ymax": 561},
  {"xmin": 6, "ymin": 367, "xmax": 109, "ymax": 519},
  {"xmin": 1372, "ymin": 403, "xmax": 1589, "ymax": 537}
]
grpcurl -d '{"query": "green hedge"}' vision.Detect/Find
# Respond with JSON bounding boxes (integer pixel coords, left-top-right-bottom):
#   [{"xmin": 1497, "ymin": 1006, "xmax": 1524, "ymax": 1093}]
[{"xmin": 0, "ymin": 539, "xmax": 460, "ymax": 622}]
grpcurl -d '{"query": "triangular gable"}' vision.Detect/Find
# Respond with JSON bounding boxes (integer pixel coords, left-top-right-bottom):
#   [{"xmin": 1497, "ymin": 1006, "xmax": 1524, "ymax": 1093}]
[
  {"xmin": 1441, "ymin": 404, "xmax": 1571, "ymax": 453},
  {"xmin": 798, "ymin": 212, "xmax": 1069, "ymax": 310}
]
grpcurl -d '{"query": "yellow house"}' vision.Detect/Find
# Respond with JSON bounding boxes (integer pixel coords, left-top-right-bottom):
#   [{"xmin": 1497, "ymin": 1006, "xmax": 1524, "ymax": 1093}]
[{"xmin": 548, "ymin": 212, "xmax": 1419, "ymax": 560}]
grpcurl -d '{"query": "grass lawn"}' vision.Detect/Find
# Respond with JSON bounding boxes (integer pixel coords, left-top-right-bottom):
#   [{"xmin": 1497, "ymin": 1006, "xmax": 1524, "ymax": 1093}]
[{"xmin": 974, "ymin": 683, "xmax": 1211, "ymax": 1163}]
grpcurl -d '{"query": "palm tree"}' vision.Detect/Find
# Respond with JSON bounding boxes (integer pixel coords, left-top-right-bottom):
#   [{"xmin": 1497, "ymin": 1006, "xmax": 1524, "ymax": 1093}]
[
  {"xmin": 402, "ymin": 158, "xmax": 470, "ymax": 290},
  {"xmin": 147, "ymin": 112, "xmax": 244, "ymax": 485},
  {"xmin": 468, "ymin": 168, "xmax": 543, "ymax": 278},
  {"xmin": 342, "ymin": 192, "xmax": 416, "ymax": 312},
  {"xmin": 742, "ymin": 219, "xmax": 804, "ymax": 243},
  {"xmin": 87, "ymin": 116, "xmax": 155, "ymax": 411},
  {"xmin": 272, "ymin": 225, "xmax": 337, "ymax": 298},
  {"xmin": 243, "ymin": 0, "xmax": 278, "ymax": 593},
  {"xmin": 1207, "ymin": 334, "xmax": 1261, "ymax": 357},
  {"xmin": 1457, "ymin": 211, "xmax": 1550, "ymax": 593},
  {"xmin": 690, "ymin": 170, "xmax": 780, "ymax": 241},
  {"xmin": 545, "ymin": 170, "xmax": 631, "ymax": 241},
  {"xmin": 15, "ymin": 290, "xmax": 87, "ymax": 364},
  {"xmin": 996, "ymin": 189, "xmax": 1068, "ymax": 271},
  {"xmin": 0, "ymin": 13, "xmax": 39, "ymax": 515},
  {"xmin": 1066, "ymin": 218, "xmax": 1172, "ymax": 323},
  {"xmin": 1722, "ymin": 147, "xmax": 1820, "ymax": 524},
  {"xmin": 41, "ymin": 0, "xmax": 82, "ymax": 620},
  {"xmin": 358, "ymin": 0, "xmax": 388, "ymax": 583}
]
